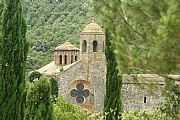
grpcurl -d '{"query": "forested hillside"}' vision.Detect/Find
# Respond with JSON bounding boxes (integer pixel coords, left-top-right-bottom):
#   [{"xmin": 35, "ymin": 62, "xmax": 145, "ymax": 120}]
[
  {"xmin": 23, "ymin": 0, "xmax": 93, "ymax": 70},
  {"xmin": 0, "ymin": 0, "xmax": 92, "ymax": 70}
]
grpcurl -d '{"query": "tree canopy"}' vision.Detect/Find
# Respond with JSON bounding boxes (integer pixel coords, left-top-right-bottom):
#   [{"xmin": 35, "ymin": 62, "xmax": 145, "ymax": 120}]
[{"xmin": 93, "ymin": 0, "xmax": 180, "ymax": 76}]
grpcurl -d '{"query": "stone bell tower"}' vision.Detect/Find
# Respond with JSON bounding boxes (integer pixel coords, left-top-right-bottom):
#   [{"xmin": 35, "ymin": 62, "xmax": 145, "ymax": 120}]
[{"xmin": 80, "ymin": 20, "xmax": 106, "ymax": 111}]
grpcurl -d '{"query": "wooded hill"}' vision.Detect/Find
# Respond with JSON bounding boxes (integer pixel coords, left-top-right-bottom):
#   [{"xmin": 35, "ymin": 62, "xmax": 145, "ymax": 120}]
[{"xmin": 0, "ymin": 0, "xmax": 93, "ymax": 70}]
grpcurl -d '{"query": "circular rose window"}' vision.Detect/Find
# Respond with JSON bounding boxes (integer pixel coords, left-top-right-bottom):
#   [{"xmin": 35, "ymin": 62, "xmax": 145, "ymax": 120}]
[{"xmin": 70, "ymin": 83, "xmax": 90, "ymax": 103}]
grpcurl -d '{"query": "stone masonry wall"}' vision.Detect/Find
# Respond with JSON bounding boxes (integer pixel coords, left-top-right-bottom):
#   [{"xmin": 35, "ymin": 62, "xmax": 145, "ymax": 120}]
[
  {"xmin": 122, "ymin": 84, "xmax": 163, "ymax": 111},
  {"xmin": 57, "ymin": 60, "xmax": 106, "ymax": 111},
  {"xmin": 122, "ymin": 74, "xmax": 165, "ymax": 111}
]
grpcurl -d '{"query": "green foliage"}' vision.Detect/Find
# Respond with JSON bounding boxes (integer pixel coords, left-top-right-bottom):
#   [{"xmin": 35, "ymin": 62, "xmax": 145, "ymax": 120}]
[
  {"xmin": 104, "ymin": 30, "xmax": 122, "ymax": 120},
  {"xmin": 0, "ymin": 0, "xmax": 28, "ymax": 119},
  {"xmin": 49, "ymin": 77, "xmax": 58, "ymax": 98},
  {"xmin": 25, "ymin": 77, "xmax": 53, "ymax": 120},
  {"xmin": 159, "ymin": 85, "xmax": 180, "ymax": 120},
  {"xmin": 22, "ymin": 0, "xmax": 93, "ymax": 70},
  {"xmin": 122, "ymin": 110, "xmax": 167, "ymax": 120},
  {"xmin": 53, "ymin": 96, "xmax": 88, "ymax": 120},
  {"xmin": 0, "ymin": 0, "xmax": 3, "ymax": 73},
  {"xmin": 29, "ymin": 71, "xmax": 42, "ymax": 82},
  {"xmin": 32, "ymin": 40, "xmax": 50, "ymax": 52},
  {"xmin": 93, "ymin": 0, "xmax": 180, "ymax": 75}
]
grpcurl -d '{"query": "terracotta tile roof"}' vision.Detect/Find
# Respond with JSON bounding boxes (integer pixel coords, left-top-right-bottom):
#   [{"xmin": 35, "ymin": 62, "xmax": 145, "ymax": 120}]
[{"xmin": 54, "ymin": 41, "xmax": 80, "ymax": 51}]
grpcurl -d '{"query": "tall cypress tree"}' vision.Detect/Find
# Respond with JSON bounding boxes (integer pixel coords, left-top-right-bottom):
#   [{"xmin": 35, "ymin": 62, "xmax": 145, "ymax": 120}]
[
  {"xmin": 104, "ymin": 30, "xmax": 122, "ymax": 120},
  {"xmin": 0, "ymin": 1, "xmax": 3, "ymax": 120},
  {"xmin": 0, "ymin": 0, "xmax": 28, "ymax": 119}
]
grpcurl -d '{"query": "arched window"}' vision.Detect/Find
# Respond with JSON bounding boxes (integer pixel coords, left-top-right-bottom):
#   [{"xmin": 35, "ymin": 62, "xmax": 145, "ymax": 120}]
[
  {"xmin": 82, "ymin": 40, "xmax": 87, "ymax": 52},
  {"xmin": 75, "ymin": 56, "xmax": 77, "ymax": 61},
  {"xmin": 71, "ymin": 55, "xmax": 73, "ymax": 63},
  {"xmin": 93, "ymin": 40, "xmax": 98, "ymax": 52},
  {"xmin": 64, "ymin": 55, "xmax": 67, "ymax": 64},
  {"xmin": 59, "ymin": 55, "xmax": 62, "ymax": 64}
]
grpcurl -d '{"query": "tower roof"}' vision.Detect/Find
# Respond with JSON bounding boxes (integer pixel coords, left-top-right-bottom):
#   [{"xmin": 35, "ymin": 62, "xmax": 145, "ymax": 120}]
[
  {"xmin": 82, "ymin": 19, "xmax": 103, "ymax": 33},
  {"xmin": 54, "ymin": 41, "xmax": 79, "ymax": 51}
]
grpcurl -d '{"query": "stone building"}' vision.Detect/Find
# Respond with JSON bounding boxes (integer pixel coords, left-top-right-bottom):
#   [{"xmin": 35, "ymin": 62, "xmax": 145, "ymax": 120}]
[
  {"xmin": 54, "ymin": 41, "xmax": 80, "ymax": 65},
  {"xmin": 38, "ymin": 20, "xmax": 106, "ymax": 111},
  {"xmin": 38, "ymin": 20, "xmax": 179, "ymax": 112},
  {"xmin": 121, "ymin": 74, "xmax": 165, "ymax": 111}
]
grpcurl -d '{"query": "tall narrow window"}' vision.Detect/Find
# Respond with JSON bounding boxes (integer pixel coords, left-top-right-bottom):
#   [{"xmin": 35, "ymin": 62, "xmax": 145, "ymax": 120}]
[
  {"xmin": 144, "ymin": 97, "xmax": 146, "ymax": 103},
  {"xmin": 93, "ymin": 40, "xmax": 97, "ymax": 52},
  {"xmin": 71, "ymin": 55, "xmax": 73, "ymax": 63},
  {"xmin": 82, "ymin": 40, "xmax": 87, "ymax": 52},
  {"xmin": 103, "ymin": 41, "xmax": 104, "ymax": 53},
  {"xmin": 59, "ymin": 55, "xmax": 62, "ymax": 64},
  {"xmin": 75, "ymin": 56, "xmax": 77, "ymax": 61},
  {"xmin": 64, "ymin": 55, "xmax": 67, "ymax": 64}
]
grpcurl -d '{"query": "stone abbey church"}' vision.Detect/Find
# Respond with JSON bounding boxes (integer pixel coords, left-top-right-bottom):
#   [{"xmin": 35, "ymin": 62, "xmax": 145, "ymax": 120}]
[{"xmin": 38, "ymin": 20, "xmax": 168, "ymax": 112}]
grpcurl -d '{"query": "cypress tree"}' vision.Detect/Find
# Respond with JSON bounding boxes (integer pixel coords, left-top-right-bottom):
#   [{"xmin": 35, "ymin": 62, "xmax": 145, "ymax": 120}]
[
  {"xmin": 0, "ymin": 2, "xmax": 3, "ymax": 120},
  {"xmin": 104, "ymin": 30, "xmax": 122, "ymax": 120},
  {"xmin": 0, "ymin": 0, "xmax": 28, "ymax": 119},
  {"xmin": 49, "ymin": 77, "xmax": 58, "ymax": 101}
]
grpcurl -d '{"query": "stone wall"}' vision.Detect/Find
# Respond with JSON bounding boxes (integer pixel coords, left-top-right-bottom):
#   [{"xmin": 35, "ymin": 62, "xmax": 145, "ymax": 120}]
[
  {"xmin": 122, "ymin": 84, "xmax": 163, "ymax": 111},
  {"xmin": 122, "ymin": 74, "xmax": 165, "ymax": 111},
  {"xmin": 57, "ymin": 60, "xmax": 106, "ymax": 111}
]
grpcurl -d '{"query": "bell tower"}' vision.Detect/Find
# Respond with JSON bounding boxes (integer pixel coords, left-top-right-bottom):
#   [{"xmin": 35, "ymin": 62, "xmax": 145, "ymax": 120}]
[
  {"xmin": 80, "ymin": 19, "xmax": 105, "ymax": 64},
  {"xmin": 80, "ymin": 20, "xmax": 106, "ymax": 111}
]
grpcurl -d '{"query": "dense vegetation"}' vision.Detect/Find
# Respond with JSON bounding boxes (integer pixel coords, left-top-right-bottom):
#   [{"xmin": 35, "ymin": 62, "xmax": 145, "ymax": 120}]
[
  {"xmin": 0, "ymin": 0, "xmax": 28, "ymax": 119},
  {"xmin": 93, "ymin": 0, "xmax": 180, "ymax": 75},
  {"xmin": 104, "ymin": 30, "xmax": 122, "ymax": 120},
  {"xmin": 25, "ymin": 77, "xmax": 53, "ymax": 120},
  {"xmin": 22, "ymin": 0, "xmax": 93, "ymax": 70}
]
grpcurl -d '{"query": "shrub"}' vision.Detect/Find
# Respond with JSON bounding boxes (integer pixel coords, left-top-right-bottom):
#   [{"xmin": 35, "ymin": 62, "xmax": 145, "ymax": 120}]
[
  {"xmin": 53, "ymin": 96, "xmax": 88, "ymax": 120},
  {"xmin": 25, "ymin": 77, "xmax": 53, "ymax": 120},
  {"xmin": 29, "ymin": 71, "xmax": 42, "ymax": 82}
]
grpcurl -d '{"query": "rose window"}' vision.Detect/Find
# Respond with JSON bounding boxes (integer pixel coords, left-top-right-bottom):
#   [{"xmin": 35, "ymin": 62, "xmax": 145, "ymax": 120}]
[{"xmin": 70, "ymin": 83, "xmax": 90, "ymax": 103}]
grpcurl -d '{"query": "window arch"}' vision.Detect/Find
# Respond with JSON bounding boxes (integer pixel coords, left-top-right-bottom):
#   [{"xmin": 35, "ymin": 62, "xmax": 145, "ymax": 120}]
[
  {"xmin": 59, "ymin": 55, "xmax": 62, "ymax": 64},
  {"xmin": 64, "ymin": 55, "xmax": 67, "ymax": 64},
  {"xmin": 71, "ymin": 55, "xmax": 73, "ymax": 63},
  {"xmin": 93, "ymin": 40, "xmax": 98, "ymax": 52},
  {"xmin": 75, "ymin": 56, "xmax": 77, "ymax": 61},
  {"xmin": 82, "ymin": 40, "xmax": 87, "ymax": 52}
]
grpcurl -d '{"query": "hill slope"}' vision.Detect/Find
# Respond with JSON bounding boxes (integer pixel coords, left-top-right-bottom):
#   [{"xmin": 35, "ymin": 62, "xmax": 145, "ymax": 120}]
[{"xmin": 22, "ymin": 0, "xmax": 93, "ymax": 70}]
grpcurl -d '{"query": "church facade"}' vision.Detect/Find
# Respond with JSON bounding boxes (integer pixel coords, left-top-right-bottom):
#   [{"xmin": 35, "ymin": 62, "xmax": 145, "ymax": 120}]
[
  {"xmin": 39, "ymin": 20, "xmax": 106, "ymax": 111},
  {"xmin": 38, "ymin": 20, "xmax": 179, "ymax": 112},
  {"xmin": 55, "ymin": 20, "xmax": 106, "ymax": 111}
]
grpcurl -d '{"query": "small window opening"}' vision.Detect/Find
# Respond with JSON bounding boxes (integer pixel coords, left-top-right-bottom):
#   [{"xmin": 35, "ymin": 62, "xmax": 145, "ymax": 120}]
[
  {"xmin": 75, "ymin": 56, "xmax": 77, "ymax": 61},
  {"xmin": 64, "ymin": 55, "xmax": 67, "ymax": 64},
  {"xmin": 82, "ymin": 40, "xmax": 87, "ymax": 52},
  {"xmin": 144, "ymin": 97, "xmax": 146, "ymax": 103},
  {"xmin": 93, "ymin": 40, "xmax": 98, "ymax": 52},
  {"xmin": 59, "ymin": 55, "xmax": 62, "ymax": 64},
  {"xmin": 71, "ymin": 55, "xmax": 73, "ymax": 63},
  {"xmin": 103, "ymin": 41, "xmax": 104, "ymax": 53}
]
